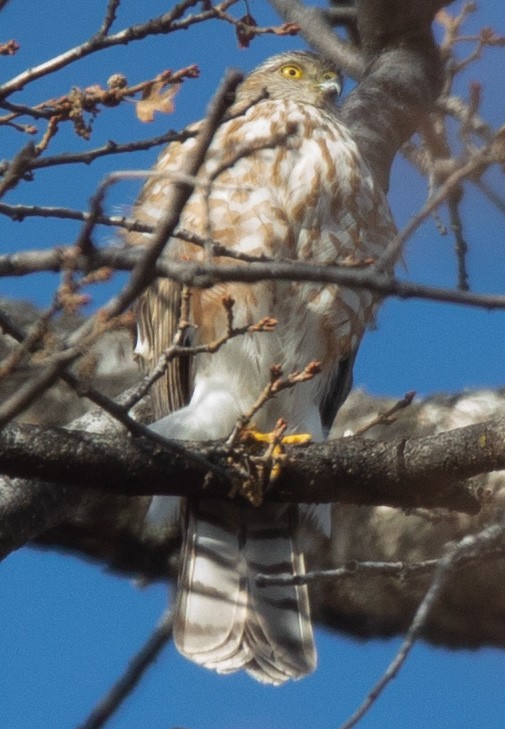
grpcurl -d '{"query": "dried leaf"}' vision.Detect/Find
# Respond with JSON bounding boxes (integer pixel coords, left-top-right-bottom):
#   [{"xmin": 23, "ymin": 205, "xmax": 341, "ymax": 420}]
[
  {"xmin": 236, "ymin": 14, "xmax": 257, "ymax": 49},
  {"xmin": 136, "ymin": 80, "xmax": 180, "ymax": 122},
  {"xmin": 0, "ymin": 39, "xmax": 19, "ymax": 55}
]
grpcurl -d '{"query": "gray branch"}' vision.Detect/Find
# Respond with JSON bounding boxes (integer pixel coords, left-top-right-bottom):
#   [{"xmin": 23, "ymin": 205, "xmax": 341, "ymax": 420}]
[
  {"xmin": 3, "ymin": 244, "xmax": 505, "ymax": 310},
  {"xmin": 0, "ymin": 418, "xmax": 490, "ymax": 512}
]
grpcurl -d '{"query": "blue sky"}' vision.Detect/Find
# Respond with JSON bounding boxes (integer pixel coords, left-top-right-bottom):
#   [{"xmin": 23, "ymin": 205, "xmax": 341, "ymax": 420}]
[{"xmin": 2, "ymin": 2, "xmax": 505, "ymax": 728}]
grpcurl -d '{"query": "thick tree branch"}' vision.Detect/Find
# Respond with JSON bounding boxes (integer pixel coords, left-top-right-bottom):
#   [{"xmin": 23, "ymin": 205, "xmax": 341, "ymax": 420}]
[
  {"xmin": 340, "ymin": 0, "xmax": 447, "ymax": 190},
  {"xmin": 269, "ymin": 0, "xmax": 364, "ymax": 78},
  {"xmin": 0, "ymin": 419, "xmax": 491, "ymax": 513},
  {"xmin": 0, "ymin": 475, "xmax": 89, "ymax": 559}
]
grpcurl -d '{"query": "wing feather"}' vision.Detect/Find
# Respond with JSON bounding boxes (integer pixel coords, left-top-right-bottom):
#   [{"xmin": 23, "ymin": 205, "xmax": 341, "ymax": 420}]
[{"xmin": 136, "ymin": 279, "xmax": 190, "ymax": 420}]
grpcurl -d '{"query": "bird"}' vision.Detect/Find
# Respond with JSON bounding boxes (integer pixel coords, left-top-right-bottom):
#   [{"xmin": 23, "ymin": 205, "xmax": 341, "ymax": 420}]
[{"xmin": 128, "ymin": 50, "xmax": 396, "ymax": 684}]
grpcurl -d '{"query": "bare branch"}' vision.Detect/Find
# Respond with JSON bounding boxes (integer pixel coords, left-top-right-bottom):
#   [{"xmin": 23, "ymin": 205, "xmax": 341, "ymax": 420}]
[
  {"xmin": 257, "ymin": 558, "xmax": 439, "ymax": 588},
  {"xmin": 448, "ymin": 192, "xmax": 470, "ymax": 291},
  {"xmin": 0, "ymin": 141, "xmax": 37, "ymax": 198},
  {"xmin": 78, "ymin": 609, "xmax": 173, "ymax": 729},
  {"xmin": 225, "ymin": 361, "xmax": 321, "ymax": 446},
  {"xmin": 268, "ymin": 0, "xmax": 364, "ymax": 78},
  {"xmin": 29, "ymin": 130, "xmax": 196, "ymax": 170},
  {"xmin": 0, "ymin": 70, "xmax": 242, "ymax": 427},
  {"xmin": 97, "ymin": 0, "xmax": 122, "ymax": 39},
  {"xmin": 338, "ymin": 522, "xmax": 505, "ymax": 729},
  {"xmin": 124, "ymin": 300, "xmax": 276, "ymax": 411},
  {"xmin": 377, "ymin": 144, "xmax": 497, "ymax": 270},
  {"xmin": 0, "ymin": 416, "xmax": 494, "ymax": 512},
  {"xmin": 0, "ymin": 1, "xmax": 239, "ymax": 98},
  {"xmin": 258, "ymin": 546, "xmax": 505, "ymax": 587},
  {"xmin": 3, "ymin": 243, "xmax": 505, "ymax": 311},
  {"xmin": 0, "ymin": 202, "xmax": 152, "ymax": 232},
  {"xmin": 352, "ymin": 391, "xmax": 416, "ymax": 437},
  {"xmin": 474, "ymin": 177, "xmax": 505, "ymax": 216}
]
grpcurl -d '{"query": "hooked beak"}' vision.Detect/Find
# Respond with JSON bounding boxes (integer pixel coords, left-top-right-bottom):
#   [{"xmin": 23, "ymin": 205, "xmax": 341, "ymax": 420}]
[{"xmin": 317, "ymin": 77, "xmax": 343, "ymax": 99}]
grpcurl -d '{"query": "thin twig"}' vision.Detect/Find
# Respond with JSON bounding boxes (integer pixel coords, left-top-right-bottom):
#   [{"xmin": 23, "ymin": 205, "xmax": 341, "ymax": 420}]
[
  {"xmin": 338, "ymin": 523, "xmax": 505, "ymax": 729},
  {"xmin": 257, "ymin": 544, "xmax": 505, "ymax": 587},
  {"xmin": 0, "ymin": 1, "xmax": 239, "ymax": 98},
  {"xmin": 0, "ymin": 203, "xmax": 275, "ymax": 263},
  {"xmin": 448, "ymin": 192, "xmax": 470, "ymax": 291},
  {"xmin": 257, "ymin": 558, "xmax": 438, "ymax": 587},
  {"xmin": 0, "ymin": 141, "xmax": 38, "ymax": 198},
  {"xmin": 438, "ymin": 96, "xmax": 494, "ymax": 144},
  {"xmin": 474, "ymin": 177, "xmax": 505, "ymax": 216},
  {"xmin": 352, "ymin": 391, "xmax": 416, "ymax": 437},
  {"xmin": 377, "ymin": 145, "xmax": 495, "ymax": 272},
  {"xmin": 0, "ymin": 201, "xmax": 150, "ymax": 231},
  {"xmin": 97, "ymin": 0, "xmax": 122, "ymax": 38},
  {"xmin": 29, "ymin": 130, "xmax": 195, "ymax": 170},
  {"xmin": 225, "ymin": 361, "xmax": 322, "ymax": 446},
  {"xmin": 124, "ymin": 298, "xmax": 276, "ymax": 410},
  {"xmin": 78, "ymin": 609, "xmax": 173, "ymax": 729}
]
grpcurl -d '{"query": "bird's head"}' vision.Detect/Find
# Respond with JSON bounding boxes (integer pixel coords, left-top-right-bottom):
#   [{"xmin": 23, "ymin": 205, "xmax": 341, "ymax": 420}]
[{"xmin": 237, "ymin": 51, "xmax": 343, "ymax": 109}]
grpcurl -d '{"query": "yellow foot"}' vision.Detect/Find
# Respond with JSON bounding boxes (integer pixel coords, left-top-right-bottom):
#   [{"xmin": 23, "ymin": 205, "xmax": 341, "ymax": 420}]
[{"xmin": 241, "ymin": 419, "xmax": 312, "ymax": 485}]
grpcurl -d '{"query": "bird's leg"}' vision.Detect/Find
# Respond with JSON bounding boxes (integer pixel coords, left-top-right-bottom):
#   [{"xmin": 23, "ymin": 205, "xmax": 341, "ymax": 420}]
[
  {"xmin": 225, "ymin": 363, "xmax": 320, "ymax": 505},
  {"xmin": 236, "ymin": 418, "xmax": 312, "ymax": 505}
]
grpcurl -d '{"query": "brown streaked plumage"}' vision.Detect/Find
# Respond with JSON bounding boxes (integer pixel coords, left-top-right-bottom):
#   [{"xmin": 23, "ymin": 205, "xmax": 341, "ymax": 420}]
[{"xmin": 129, "ymin": 51, "xmax": 396, "ymax": 684}]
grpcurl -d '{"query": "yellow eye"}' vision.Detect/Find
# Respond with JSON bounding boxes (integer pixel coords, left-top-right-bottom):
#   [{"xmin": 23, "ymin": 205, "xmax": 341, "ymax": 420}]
[{"xmin": 280, "ymin": 64, "xmax": 303, "ymax": 80}]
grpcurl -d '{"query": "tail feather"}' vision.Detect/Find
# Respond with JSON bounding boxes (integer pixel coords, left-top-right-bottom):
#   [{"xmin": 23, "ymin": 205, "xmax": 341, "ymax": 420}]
[
  {"xmin": 244, "ymin": 504, "xmax": 316, "ymax": 682},
  {"xmin": 173, "ymin": 499, "xmax": 316, "ymax": 684},
  {"xmin": 245, "ymin": 654, "xmax": 297, "ymax": 685},
  {"xmin": 173, "ymin": 499, "xmax": 250, "ymax": 670}
]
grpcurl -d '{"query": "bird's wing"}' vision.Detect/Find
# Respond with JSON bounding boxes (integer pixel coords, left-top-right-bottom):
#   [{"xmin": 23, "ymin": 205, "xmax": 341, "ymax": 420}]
[
  {"xmin": 319, "ymin": 348, "xmax": 358, "ymax": 436},
  {"xmin": 135, "ymin": 278, "xmax": 190, "ymax": 420}
]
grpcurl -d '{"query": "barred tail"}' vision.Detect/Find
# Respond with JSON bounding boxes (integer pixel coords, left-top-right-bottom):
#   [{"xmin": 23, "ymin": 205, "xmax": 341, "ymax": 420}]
[{"xmin": 173, "ymin": 499, "xmax": 316, "ymax": 685}]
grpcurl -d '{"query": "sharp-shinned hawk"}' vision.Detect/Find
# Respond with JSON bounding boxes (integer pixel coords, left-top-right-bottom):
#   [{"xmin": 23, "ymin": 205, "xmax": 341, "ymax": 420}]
[{"xmin": 129, "ymin": 51, "xmax": 396, "ymax": 684}]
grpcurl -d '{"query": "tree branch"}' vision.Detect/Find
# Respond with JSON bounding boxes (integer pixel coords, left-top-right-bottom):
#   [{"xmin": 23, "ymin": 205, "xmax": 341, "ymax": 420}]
[
  {"xmin": 0, "ymin": 418, "xmax": 492, "ymax": 513},
  {"xmin": 0, "ymin": 475, "xmax": 90, "ymax": 559},
  {"xmin": 27, "ymin": 130, "xmax": 195, "ymax": 170},
  {"xmin": 0, "ymin": 0, "xmax": 239, "ymax": 98},
  {"xmin": 78, "ymin": 609, "xmax": 174, "ymax": 729},
  {"xmin": 3, "ymin": 243, "xmax": 505, "ymax": 310},
  {"xmin": 338, "ymin": 521, "xmax": 505, "ymax": 729},
  {"xmin": 340, "ymin": 0, "xmax": 447, "ymax": 190},
  {"xmin": 268, "ymin": 0, "xmax": 364, "ymax": 78}
]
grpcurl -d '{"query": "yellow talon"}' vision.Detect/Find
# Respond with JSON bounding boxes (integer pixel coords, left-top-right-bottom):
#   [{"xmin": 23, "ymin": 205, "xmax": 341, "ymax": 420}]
[
  {"xmin": 278, "ymin": 432, "xmax": 312, "ymax": 446},
  {"xmin": 241, "ymin": 420, "xmax": 312, "ymax": 483}
]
